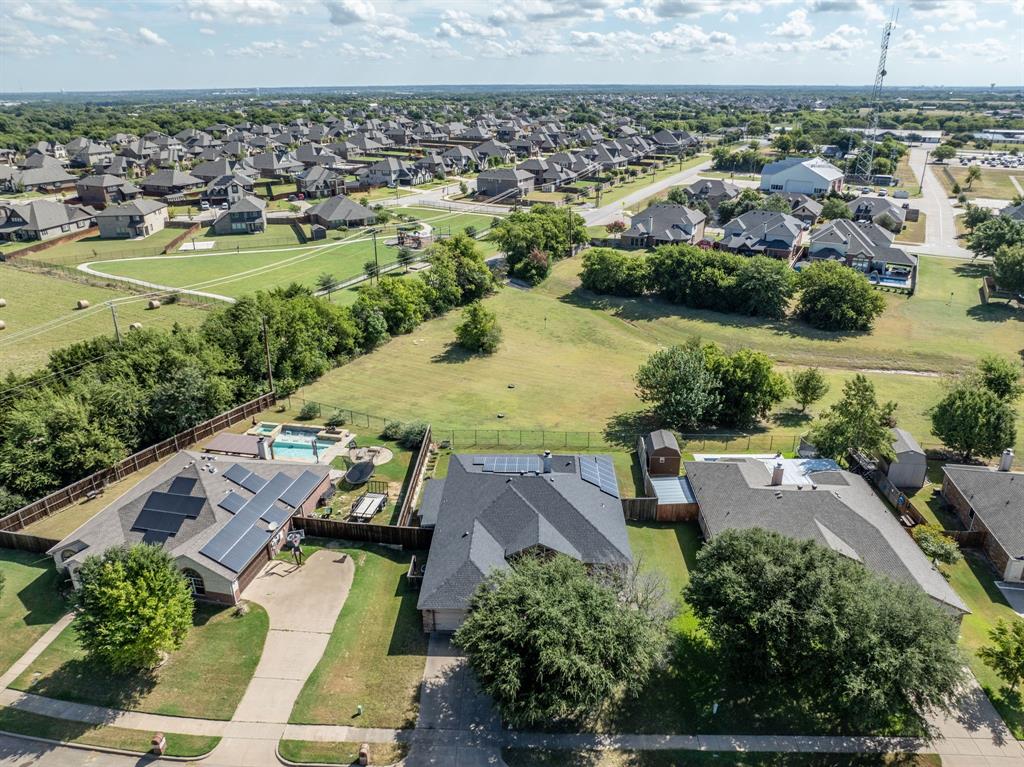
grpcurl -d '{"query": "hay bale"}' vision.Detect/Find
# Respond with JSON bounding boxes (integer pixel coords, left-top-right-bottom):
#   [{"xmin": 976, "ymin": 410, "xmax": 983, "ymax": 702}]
[
  {"xmin": 147, "ymin": 299, "xmax": 161, "ymax": 310},
  {"xmin": 0, "ymin": 298, "xmax": 7, "ymax": 307},
  {"xmin": 0, "ymin": 320, "xmax": 6, "ymax": 330},
  {"xmin": 76, "ymin": 299, "xmax": 90, "ymax": 310},
  {"xmin": 129, "ymin": 322, "xmax": 143, "ymax": 330}
]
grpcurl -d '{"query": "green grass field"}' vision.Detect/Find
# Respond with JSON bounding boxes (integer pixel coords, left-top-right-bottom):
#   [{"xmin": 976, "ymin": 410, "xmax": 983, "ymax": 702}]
[
  {"xmin": 296, "ymin": 254, "xmax": 1024, "ymax": 457},
  {"xmin": 289, "ymin": 543, "xmax": 427, "ymax": 728},
  {"xmin": 10, "ymin": 603, "xmax": 268, "ymax": 720},
  {"xmin": 936, "ymin": 165, "xmax": 1021, "ymax": 200},
  {"xmin": 278, "ymin": 740, "xmax": 408, "ymax": 765},
  {"xmin": 0, "ymin": 551, "xmax": 68, "ymax": 677},
  {"xmin": 601, "ymin": 157, "xmax": 708, "ymax": 206},
  {"xmin": 0, "ymin": 265, "xmax": 208, "ymax": 376},
  {"xmin": 6, "ymin": 228, "xmax": 183, "ymax": 265},
  {"xmin": 895, "ymin": 213, "xmax": 927, "ymax": 244}
]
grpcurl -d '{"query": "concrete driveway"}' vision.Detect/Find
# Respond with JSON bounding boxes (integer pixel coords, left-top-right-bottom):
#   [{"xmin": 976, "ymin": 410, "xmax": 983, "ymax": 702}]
[{"xmin": 996, "ymin": 582, "xmax": 1024, "ymax": 617}]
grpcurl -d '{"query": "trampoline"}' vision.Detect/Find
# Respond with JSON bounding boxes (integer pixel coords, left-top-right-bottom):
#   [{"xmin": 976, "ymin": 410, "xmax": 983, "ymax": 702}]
[{"xmin": 344, "ymin": 460, "xmax": 375, "ymax": 485}]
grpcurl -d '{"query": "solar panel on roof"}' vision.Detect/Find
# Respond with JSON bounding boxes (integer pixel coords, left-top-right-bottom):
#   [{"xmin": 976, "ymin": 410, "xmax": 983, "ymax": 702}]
[
  {"xmin": 223, "ymin": 464, "xmax": 251, "ymax": 486},
  {"xmin": 279, "ymin": 470, "xmax": 321, "ymax": 508},
  {"xmin": 143, "ymin": 491, "xmax": 205, "ymax": 519},
  {"xmin": 141, "ymin": 530, "xmax": 170, "ymax": 546},
  {"xmin": 218, "ymin": 492, "xmax": 247, "ymax": 514},
  {"xmin": 132, "ymin": 508, "xmax": 188, "ymax": 535},
  {"xmin": 220, "ymin": 526, "xmax": 272, "ymax": 573},
  {"xmin": 200, "ymin": 515, "xmax": 248, "ymax": 563},
  {"xmin": 262, "ymin": 504, "xmax": 291, "ymax": 527},
  {"xmin": 168, "ymin": 476, "xmax": 197, "ymax": 495},
  {"xmin": 240, "ymin": 472, "xmax": 268, "ymax": 493},
  {"xmin": 579, "ymin": 456, "xmax": 620, "ymax": 498},
  {"xmin": 483, "ymin": 455, "xmax": 542, "ymax": 474}
]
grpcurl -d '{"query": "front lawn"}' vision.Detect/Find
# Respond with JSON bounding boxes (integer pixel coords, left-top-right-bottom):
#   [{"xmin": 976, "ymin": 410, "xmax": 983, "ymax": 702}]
[
  {"xmin": 288, "ymin": 543, "xmax": 427, "ymax": 728},
  {"xmin": 9, "ymin": 602, "xmax": 268, "ymax": 720},
  {"xmin": 502, "ymin": 749, "xmax": 942, "ymax": 767},
  {"xmin": 0, "ymin": 706, "xmax": 219, "ymax": 757},
  {"xmin": 0, "ymin": 550, "xmax": 68, "ymax": 677},
  {"xmin": 279, "ymin": 739, "xmax": 408, "ymax": 765}
]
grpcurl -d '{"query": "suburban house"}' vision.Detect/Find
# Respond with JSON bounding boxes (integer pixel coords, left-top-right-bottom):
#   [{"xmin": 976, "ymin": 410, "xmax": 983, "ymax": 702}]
[
  {"xmin": 684, "ymin": 456, "xmax": 968, "ymax": 616},
  {"xmin": 363, "ymin": 157, "xmax": 428, "ymax": 187},
  {"xmin": 95, "ymin": 199, "xmax": 169, "ymax": 239},
  {"xmin": 248, "ymin": 151, "xmax": 303, "ymax": 179},
  {"xmin": 719, "ymin": 209, "xmax": 805, "ymax": 261},
  {"xmin": 476, "ymin": 168, "xmax": 535, "ymax": 200},
  {"xmin": 682, "ymin": 178, "xmax": 740, "ymax": 211},
  {"xmin": 0, "ymin": 200, "xmax": 95, "ymax": 243},
  {"xmin": 621, "ymin": 203, "xmax": 706, "ymax": 248},
  {"xmin": 416, "ymin": 452, "xmax": 632, "ymax": 631},
  {"xmin": 1001, "ymin": 202, "xmax": 1024, "ymax": 221},
  {"xmin": 70, "ymin": 141, "xmax": 114, "ymax": 169},
  {"xmin": 306, "ymin": 194, "xmax": 376, "ymax": 229},
  {"xmin": 203, "ymin": 172, "xmax": 256, "ymax": 206},
  {"xmin": 296, "ymin": 166, "xmax": 343, "ymax": 199},
  {"xmin": 848, "ymin": 196, "xmax": 908, "ymax": 230},
  {"xmin": 473, "ymin": 139, "xmax": 515, "ymax": 166},
  {"xmin": 760, "ymin": 156, "xmax": 844, "ymax": 196},
  {"xmin": 0, "ymin": 160, "xmax": 77, "ymax": 193},
  {"xmin": 48, "ymin": 451, "xmax": 330, "ymax": 604},
  {"xmin": 442, "ymin": 145, "xmax": 478, "ymax": 173},
  {"xmin": 75, "ymin": 174, "xmax": 142, "ymax": 207},
  {"xmin": 879, "ymin": 428, "xmax": 928, "ymax": 490},
  {"xmin": 140, "ymin": 168, "xmax": 205, "ymax": 197},
  {"xmin": 942, "ymin": 452, "xmax": 1023, "ymax": 582},
  {"xmin": 778, "ymin": 193, "xmax": 823, "ymax": 225},
  {"xmin": 807, "ymin": 219, "xmax": 917, "ymax": 285},
  {"xmin": 212, "ymin": 195, "xmax": 267, "ymax": 235}
]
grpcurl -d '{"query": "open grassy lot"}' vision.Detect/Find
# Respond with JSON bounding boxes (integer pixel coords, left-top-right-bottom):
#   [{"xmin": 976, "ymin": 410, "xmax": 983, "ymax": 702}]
[
  {"xmin": 391, "ymin": 206, "xmax": 499, "ymax": 236},
  {"xmin": 895, "ymin": 213, "xmax": 927, "ymax": 244},
  {"xmin": 10, "ymin": 228, "xmax": 184, "ymax": 265},
  {"xmin": 935, "ymin": 165, "xmax": 1021, "ymax": 200},
  {"xmin": 502, "ymin": 749, "xmax": 941, "ymax": 767},
  {"xmin": 9, "ymin": 602, "xmax": 268, "ymax": 720},
  {"xmin": 296, "ymin": 254, "xmax": 1024, "ymax": 458},
  {"xmin": 363, "ymin": 186, "xmax": 417, "ymax": 201},
  {"xmin": 289, "ymin": 543, "xmax": 427, "ymax": 728},
  {"xmin": 0, "ymin": 265, "xmax": 208, "ymax": 376},
  {"xmin": 279, "ymin": 739, "xmax": 408, "ymax": 765},
  {"xmin": 599, "ymin": 157, "xmax": 708, "ymax": 207},
  {"xmin": 0, "ymin": 706, "xmax": 219, "ymax": 757},
  {"xmin": 0, "ymin": 551, "xmax": 68, "ymax": 677}
]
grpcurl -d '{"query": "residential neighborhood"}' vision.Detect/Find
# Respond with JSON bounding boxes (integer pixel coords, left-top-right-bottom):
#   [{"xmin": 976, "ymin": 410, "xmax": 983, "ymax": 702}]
[{"xmin": 0, "ymin": 2, "xmax": 1022, "ymax": 767}]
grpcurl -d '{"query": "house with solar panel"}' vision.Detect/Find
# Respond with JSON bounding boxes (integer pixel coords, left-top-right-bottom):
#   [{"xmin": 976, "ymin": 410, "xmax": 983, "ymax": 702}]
[
  {"xmin": 47, "ymin": 451, "xmax": 330, "ymax": 603},
  {"xmin": 415, "ymin": 451, "xmax": 632, "ymax": 632}
]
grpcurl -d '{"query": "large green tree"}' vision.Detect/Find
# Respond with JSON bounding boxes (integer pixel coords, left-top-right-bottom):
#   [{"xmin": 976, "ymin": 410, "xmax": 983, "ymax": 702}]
[
  {"xmin": 455, "ymin": 302, "xmax": 502, "ymax": 354},
  {"xmin": 808, "ymin": 374, "xmax": 897, "ymax": 461},
  {"xmin": 979, "ymin": 620, "xmax": 1024, "ymax": 694},
  {"xmin": 930, "ymin": 384, "xmax": 1016, "ymax": 461},
  {"xmin": 634, "ymin": 343, "xmax": 722, "ymax": 431},
  {"xmin": 821, "ymin": 197, "xmax": 852, "ymax": 221},
  {"xmin": 685, "ymin": 529, "xmax": 966, "ymax": 729},
  {"xmin": 796, "ymin": 260, "xmax": 886, "ymax": 331},
  {"xmin": 789, "ymin": 367, "xmax": 830, "ymax": 412},
  {"xmin": 705, "ymin": 345, "xmax": 790, "ymax": 429},
  {"xmin": 977, "ymin": 354, "xmax": 1024, "ymax": 402},
  {"xmin": 968, "ymin": 217, "xmax": 1024, "ymax": 261},
  {"xmin": 992, "ymin": 243, "xmax": 1024, "ymax": 295},
  {"xmin": 75, "ymin": 544, "xmax": 194, "ymax": 671},
  {"xmin": 454, "ymin": 554, "xmax": 668, "ymax": 727}
]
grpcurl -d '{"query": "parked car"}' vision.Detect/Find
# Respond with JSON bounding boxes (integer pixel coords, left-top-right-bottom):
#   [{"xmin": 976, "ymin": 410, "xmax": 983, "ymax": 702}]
[
  {"xmin": 199, "ymin": 201, "xmax": 210, "ymax": 211},
  {"xmin": 287, "ymin": 194, "xmax": 297, "ymax": 202},
  {"xmin": 878, "ymin": 189, "xmax": 887, "ymax": 197},
  {"xmin": 220, "ymin": 202, "xmax": 229, "ymax": 210}
]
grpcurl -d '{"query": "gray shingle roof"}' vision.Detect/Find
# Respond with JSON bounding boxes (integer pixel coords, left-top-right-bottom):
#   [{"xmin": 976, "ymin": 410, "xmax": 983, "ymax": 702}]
[
  {"xmin": 417, "ymin": 454, "xmax": 632, "ymax": 612},
  {"xmin": 811, "ymin": 219, "xmax": 917, "ymax": 267},
  {"xmin": 94, "ymin": 199, "xmax": 167, "ymax": 217},
  {"xmin": 307, "ymin": 194, "xmax": 375, "ymax": 224},
  {"xmin": 684, "ymin": 458, "xmax": 967, "ymax": 612},
  {"xmin": 624, "ymin": 203, "xmax": 705, "ymax": 242},
  {"xmin": 943, "ymin": 464, "xmax": 1024, "ymax": 558}
]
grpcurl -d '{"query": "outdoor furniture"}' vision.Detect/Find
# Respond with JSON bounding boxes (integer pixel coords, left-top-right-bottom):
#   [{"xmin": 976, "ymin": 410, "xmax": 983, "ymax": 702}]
[{"xmin": 350, "ymin": 492, "xmax": 387, "ymax": 522}]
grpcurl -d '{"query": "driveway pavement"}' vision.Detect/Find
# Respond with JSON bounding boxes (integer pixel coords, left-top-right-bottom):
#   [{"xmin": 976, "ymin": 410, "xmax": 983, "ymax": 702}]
[
  {"xmin": 996, "ymin": 582, "xmax": 1024, "ymax": 617},
  {"xmin": 908, "ymin": 147, "xmax": 974, "ymax": 259}
]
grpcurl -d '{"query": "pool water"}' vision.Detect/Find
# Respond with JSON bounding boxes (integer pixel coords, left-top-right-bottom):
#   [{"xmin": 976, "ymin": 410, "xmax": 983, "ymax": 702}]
[
  {"xmin": 253, "ymin": 422, "xmax": 278, "ymax": 435},
  {"xmin": 272, "ymin": 426, "xmax": 337, "ymax": 462}
]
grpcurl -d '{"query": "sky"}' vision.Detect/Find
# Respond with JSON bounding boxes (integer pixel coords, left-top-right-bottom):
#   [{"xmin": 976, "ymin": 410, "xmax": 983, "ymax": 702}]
[{"xmin": 0, "ymin": 0, "xmax": 1021, "ymax": 93}]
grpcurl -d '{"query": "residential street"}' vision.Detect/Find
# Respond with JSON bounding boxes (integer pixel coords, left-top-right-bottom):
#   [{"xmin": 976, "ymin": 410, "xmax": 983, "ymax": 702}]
[
  {"xmin": 582, "ymin": 158, "xmax": 713, "ymax": 226},
  {"xmin": 907, "ymin": 146, "xmax": 974, "ymax": 259}
]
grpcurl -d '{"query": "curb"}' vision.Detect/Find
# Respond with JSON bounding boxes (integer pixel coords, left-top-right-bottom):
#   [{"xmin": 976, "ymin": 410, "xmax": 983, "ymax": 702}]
[
  {"xmin": 276, "ymin": 740, "xmax": 406, "ymax": 767},
  {"xmin": 0, "ymin": 727, "xmax": 218, "ymax": 762}
]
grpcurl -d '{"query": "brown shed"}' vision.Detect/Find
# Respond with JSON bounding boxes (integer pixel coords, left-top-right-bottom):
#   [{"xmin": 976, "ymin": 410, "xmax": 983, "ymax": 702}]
[{"xmin": 641, "ymin": 430, "xmax": 681, "ymax": 477}]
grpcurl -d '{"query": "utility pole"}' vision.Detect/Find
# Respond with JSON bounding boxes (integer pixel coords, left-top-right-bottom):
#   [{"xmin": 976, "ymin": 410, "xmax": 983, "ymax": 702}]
[
  {"xmin": 109, "ymin": 303, "xmax": 122, "ymax": 345},
  {"xmin": 371, "ymin": 228, "xmax": 380, "ymax": 283},
  {"xmin": 261, "ymin": 316, "xmax": 274, "ymax": 393}
]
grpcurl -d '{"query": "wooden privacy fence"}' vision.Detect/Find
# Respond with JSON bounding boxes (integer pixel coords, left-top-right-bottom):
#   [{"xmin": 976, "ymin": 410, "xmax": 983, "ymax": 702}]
[
  {"xmin": 397, "ymin": 425, "xmax": 432, "ymax": 527},
  {"xmin": 621, "ymin": 497, "xmax": 659, "ymax": 521},
  {"xmin": 2, "ymin": 393, "xmax": 277, "ymax": 533},
  {"xmin": 293, "ymin": 516, "xmax": 432, "ymax": 549},
  {"xmin": 0, "ymin": 531, "xmax": 60, "ymax": 554}
]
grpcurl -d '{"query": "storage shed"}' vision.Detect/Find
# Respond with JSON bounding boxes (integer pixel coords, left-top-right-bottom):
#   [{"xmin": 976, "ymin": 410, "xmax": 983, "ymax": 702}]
[
  {"xmin": 880, "ymin": 428, "xmax": 927, "ymax": 489},
  {"xmin": 640, "ymin": 430, "xmax": 681, "ymax": 477}
]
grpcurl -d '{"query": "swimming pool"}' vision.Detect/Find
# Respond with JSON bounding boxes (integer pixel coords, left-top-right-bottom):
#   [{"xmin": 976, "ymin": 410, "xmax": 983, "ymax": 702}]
[
  {"xmin": 252, "ymin": 422, "xmax": 278, "ymax": 435},
  {"xmin": 271, "ymin": 425, "xmax": 339, "ymax": 462}
]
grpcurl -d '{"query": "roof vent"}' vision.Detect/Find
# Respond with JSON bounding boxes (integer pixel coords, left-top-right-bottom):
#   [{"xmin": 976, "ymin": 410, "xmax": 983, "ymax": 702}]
[{"xmin": 999, "ymin": 449, "xmax": 1014, "ymax": 472}]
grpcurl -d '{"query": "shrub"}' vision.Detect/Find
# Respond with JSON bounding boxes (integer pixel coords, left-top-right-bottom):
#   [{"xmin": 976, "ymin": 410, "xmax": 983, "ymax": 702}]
[
  {"xmin": 397, "ymin": 421, "xmax": 429, "ymax": 449},
  {"xmin": 580, "ymin": 248, "xmax": 650, "ymax": 297},
  {"xmin": 911, "ymin": 524, "xmax": 962, "ymax": 565},
  {"xmin": 380, "ymin": 421, "xmax": 405, "ymax": 441},
  {"xmin": 298, "ymin": 401, "xmax": 320, "ymax": 420},
  {"xmin": 795, "ymin": 260, "xmax": 886, "ymax": 331},
  {"xmin": 455, "ymin": 302, "xmax": 502, "ymax": 354},
  {"xmin": 325, "ymin": 411, "xmax": 347, "ymax": 428}
]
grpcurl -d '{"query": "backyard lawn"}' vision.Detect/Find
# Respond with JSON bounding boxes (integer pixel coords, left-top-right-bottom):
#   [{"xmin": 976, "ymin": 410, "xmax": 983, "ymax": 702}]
[
  {"xmin": 0, "ymin": 550, "xmax": 68, "ymax": 677},
  {"xmin": 0, "ymin": 707, "xmax": 219, "ymax": 757},
  {"xmin": 502, "ymin": 749, "xmax": 942, "ymax": 767},
  {"xmin": 10, "ymin": 228, "xmax": 184, "ymax": 265},
  {"xmin": 295, "ymin": 254, "xmax": 1024, "ymax": 458},
  {"xmin": 288, "ymin": 543, "xmax": 427, "ymax": 728},
  {"xmin": 9, "ymin": 602, "xmax": 268, "ymax": 720},
  {"xmin": 0, "ymin": 265, "xmax": 207, "ymax": 376},
  {"xmin": 934, "ymin": 165, "xmax": 1021, "ymax": 200},
  {"xmin": 895, "ymin": 213, "xmax": 927, "ymax": 244}
]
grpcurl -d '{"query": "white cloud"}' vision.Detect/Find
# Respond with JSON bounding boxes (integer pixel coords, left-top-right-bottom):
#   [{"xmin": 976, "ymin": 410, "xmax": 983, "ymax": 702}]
[
  {"xmin": 138, "ymin": 26, "xmax": 169, "ymax": 46},
  {"xmin": 12, "ymin": 0, "xmax": 102, "ymax": 32},
  {"xmin": 776, "ymin": 8, "xmax": 813, "ymax": 37},
  {"xmin": 324, "ymin": 0, "xmax": 402, "ymax": 26},
  {"xmin": 807, "ymin": 0, "xmax": 885, "ymax": 23},
  {"xmin": 0, "ymin": 25, "xmax": 66, "ymax": 58},
  {"xmin": 199, "ymin": 27, "xmax": 216, "ymax": 35},
  {"xmin": 435, "ymin": 10, "xmax": 507, "ymax": 39},
  {"xmin": 183, "ymin": 0, "xmax": 296, "ymax": 26},
  {"xmin": 899, "ymin": 28, "xmax": 951, "ymax": 60},
  {"xmin": 227, "ymin": 39, "xmax": 295, "ymax": 57},
  {"xmin": 721, "ymin": 11, "xmax": 738, "ymax": 22}
]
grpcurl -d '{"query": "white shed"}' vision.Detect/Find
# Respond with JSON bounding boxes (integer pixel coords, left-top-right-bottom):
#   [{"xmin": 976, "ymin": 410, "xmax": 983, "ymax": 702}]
[{"xmin": 881, "ymin": 427, "xmax": 927, "ymax": 489}]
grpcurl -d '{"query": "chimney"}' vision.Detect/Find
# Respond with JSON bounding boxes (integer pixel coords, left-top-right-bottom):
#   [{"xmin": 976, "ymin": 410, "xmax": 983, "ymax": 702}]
[
  {"xmin": 542, "ymin": 450, "xmax": 552, "ymax": 474},
  {"xmin": 256, "ymin": 437, "xmax": 270, "ymax": 460},
  {"xmin": 770, "ymin": 462, "xmax": 785, "ymax": 486},
  {"xmin": 999, "ymin": 449, "xmax": 1014, "ymax": 472}
]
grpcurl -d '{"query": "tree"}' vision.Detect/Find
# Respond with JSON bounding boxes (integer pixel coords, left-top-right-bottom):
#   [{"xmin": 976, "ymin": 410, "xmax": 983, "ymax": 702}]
[
  {"xmin": 454, "ymin": 554, "xmax": 668, "ymax": 727},
  {"xmin": 796, "ymin": 260, "xmax": 886, "ymax": 332},
  {"xmin": 932, "ymin": 144, "xmax": 957, "ymax": 162},
  {"xmin": 146, "ymin": 365, "xmax": 231, "ymax": 441},
  {"xmin": 911, "ymin": 524, "xmax": 963, "ymax": 565},
  {"xmin": 685, "ymin": 529, "xmax": 966, "ymax": 728},
  {"xmin": 397, "ymin": 247, "xmax": 415, "ymax": 271},
  {"xmin": 808, "ymin": 374, "xmax": 897, "ymax": 462},
  {"xmin": 760, "ymin": 193, "xmax": 792, "ymax": 213},
  {"xmin": 821, "ymin": 197, "xmax": 852, "ymax": 221},
  {"xmin": 968, "ymin": 217, "xmax": 1024, "ymax": 260},
  {"xmin": 993, "ymin": 244, "xmax": 1024, "ymax": 295},
  {"xmin": 732, "ymin": 256, "xmax": 796, "ymax": 319},
  {"xmin": 979, "ymin": 620, "xmax": 1024, "ymax": 694},
  {"xmin": 363, "ymin": 259, "xmax": 380, "ymax": 283},
  {"xmin": 962, "ymin": 204, "xmax": 993, "ymax": 233},
  {"xmin": 704, "ymin": 345, "xmax": 789, "ymax": 429},
  {"xmin": 635, "ymin": 343, "xmax": 722, "ymax": 431},
  {"xmin": 930, "ymin": 384, "xmax": 1016, "ymax": 461},
  {"xmin": 977, "ymin": 354, "xmax": 1024, "ymax": 402},
  {"xmin": 965, "ymin": 165, "xmax": 982, "ymax": 190},
  {"xmin": 75, "ymin": 544, "xmax": 194, "ymax": 671},
  {"xmin": 454, "ymin": 302, "xmax": 502, "ymax": 354},
  {"xmin": 580, "ymin": 248, "xmax": 650, "ymax": 297},
  {"xmin": 604, "ymin": 220, "xmax": 626, "ymax": 234},
  {"xmin": 513, "ymin": 247, "xmax": 551, "ymax": 285},
  {"xmin": 790, "ymin": 367, "xmax": 830, "ymax": 412}
]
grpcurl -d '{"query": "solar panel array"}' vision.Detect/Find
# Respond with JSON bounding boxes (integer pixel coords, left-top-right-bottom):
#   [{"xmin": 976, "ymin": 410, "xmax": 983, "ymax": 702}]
[
  {"xmin": 130, "ymin": 481, "xmax": 205, "ymax": 540},
  {"xmin": 578, "ymin": 456, "xmax": 620, "ymax": 498},
  {"xmin": 482, "ymin": 455, "xmax": 543, "ymax": 474},
  {"xmin": 199, "ymin": 465, "xmax": 324, "ymax": 573}
]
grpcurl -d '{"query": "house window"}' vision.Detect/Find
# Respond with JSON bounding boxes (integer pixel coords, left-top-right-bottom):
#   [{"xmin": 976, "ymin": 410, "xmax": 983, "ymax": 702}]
[
  {"xmin": 182, "ymin": 568, "xmax": 206, "ymax": 596},
  {"xmin": 61, "ymin": 224, "xmax": 70, "ymax": 232},
  {"xmin": 770, "ymin": 184, "xmax": 783, "ymax": 191}
]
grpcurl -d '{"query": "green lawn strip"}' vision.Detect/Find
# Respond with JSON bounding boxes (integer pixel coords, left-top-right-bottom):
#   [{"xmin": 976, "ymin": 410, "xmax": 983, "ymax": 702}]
[
  {"xmin": 390, "ymin": 207, "xmax": 500, "ymax": 236},
  {"xmin": 279, "ymin": 739, "xmax": 408, "ymax": 765},
  {"xmin": 600, "ymin": 157, "xmax": 707, "ymax": 206},
  {"xmin": 288, "ymin": 544, "xmax": 427, "ymax": 728},
  {"xmin": 895, "ymin": 213, "xmax": 926, "ymax": 244},
  {"xmin": 501, "ymin": 748, "xmax": 941, "ymax": 767},
  {"xmin": 0, "ymin": 706, "xmax": 219, "ymax": 757},
  {"xmin": 0, "ymin": 265, "xmax": 206, "ymax": 377},
  {"xmin": 9, "ymin": 603, "xmax": 268, "ymax": 720},
  {"xmin": 943, "ymin": 550, "xmax": 1024, "ymax": 740},
  {"xmin": 15, "ymin": 228, "xmax": 185, "ymax": 266},
  {"xmin": 0, "ymin": 551, "xmax": 68, "ymax": 677}
]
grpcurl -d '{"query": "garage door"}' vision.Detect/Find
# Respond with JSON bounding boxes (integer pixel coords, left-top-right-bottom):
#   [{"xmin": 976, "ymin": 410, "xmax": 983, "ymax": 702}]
[{"xmin": 428, "ymin": 609, "xmax": 466, "ymax": 633}]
